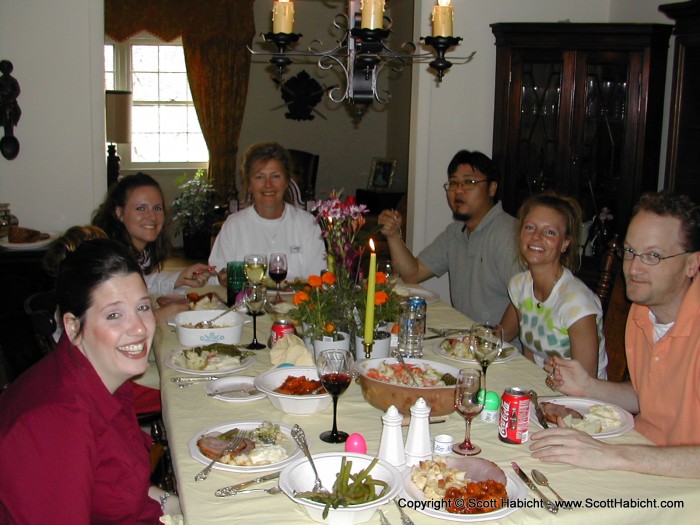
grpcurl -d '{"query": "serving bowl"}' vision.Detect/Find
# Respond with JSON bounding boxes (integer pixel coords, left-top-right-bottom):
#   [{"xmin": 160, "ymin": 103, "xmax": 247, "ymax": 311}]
[
  {"xmin": 354, "ymin": 357, "xmax": 460, "ymax": 416},
  {"xmin": 174, "ymin": 310, "xmax": 245, "ymax": 347},
  {"xmin": 254, "ymin": 366, "xmax": 332, "ymax": 415},
  {"xmin": 279, "ymin": 452, "xmax": 402, "ymax": 525}
]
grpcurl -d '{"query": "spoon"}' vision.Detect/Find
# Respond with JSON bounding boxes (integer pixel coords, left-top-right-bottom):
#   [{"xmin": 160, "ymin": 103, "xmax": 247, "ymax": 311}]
[
  {"xmin": 395, "ymin": 353, "xmax": 420, "ymax": 387},
  {"xmin": 221, "ymin": 485, "xmax": 282, "ymax": 496},
  {"xmin": 531, "ymin": 469, "xmax": 567, "ymax": 507},
  {"xmin": 195, "ymin": 301, "xmax": 245, "ymax": 328},
  {"xmin": 290, "ymin": 424, "xmax": 330, "ymax": 495},
  {"xmin": 206, "ymin": 388, "xmax": 260, "ymax": 397}
]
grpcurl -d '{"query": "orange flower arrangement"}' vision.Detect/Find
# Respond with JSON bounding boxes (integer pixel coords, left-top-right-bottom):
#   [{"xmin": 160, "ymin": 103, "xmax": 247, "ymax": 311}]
[{"xmin": 291, "ymin": 272, "xmax": 345, "ymax": 341}]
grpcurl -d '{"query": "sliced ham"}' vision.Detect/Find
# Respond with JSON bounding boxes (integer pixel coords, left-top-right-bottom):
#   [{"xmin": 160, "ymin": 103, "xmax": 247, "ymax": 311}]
[
  {"xmin": 197, "ymin": 433, "xmax": 256, "ymax": 460},
  {"xmin": 540, "ymin": 402, "xmax": 583, "ymax": 424},
  {"xmin": 447, "ymin": 457, "xmax": 507, "ymax": 485}
]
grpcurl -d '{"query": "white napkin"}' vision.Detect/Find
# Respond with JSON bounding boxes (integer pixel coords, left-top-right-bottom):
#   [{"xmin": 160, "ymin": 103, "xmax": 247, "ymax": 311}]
[
  {"xmin": 159, "ymin": 515, "xmax": 184, "ymax": 525},
  {"xmin": 269, "ymin": 334, "xmax": 315, "ymax": 367}
]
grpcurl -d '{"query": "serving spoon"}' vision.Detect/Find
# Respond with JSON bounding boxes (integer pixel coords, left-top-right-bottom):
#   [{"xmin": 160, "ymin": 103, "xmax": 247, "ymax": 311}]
[{"xmin": 531, "ymin": 469, "xmax": 567, "ymax": 507}]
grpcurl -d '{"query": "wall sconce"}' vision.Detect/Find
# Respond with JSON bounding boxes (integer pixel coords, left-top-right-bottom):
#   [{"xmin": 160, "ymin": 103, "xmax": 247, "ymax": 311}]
[{"xmin": 105, "ymin": 90, "xmax": 132, "ymax": 188}]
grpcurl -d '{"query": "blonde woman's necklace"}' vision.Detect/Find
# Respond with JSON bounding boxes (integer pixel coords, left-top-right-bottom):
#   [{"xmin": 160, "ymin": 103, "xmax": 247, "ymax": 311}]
[{"xmin": 536, "ymin": 267, "xmax": 563, "ymax": 309}]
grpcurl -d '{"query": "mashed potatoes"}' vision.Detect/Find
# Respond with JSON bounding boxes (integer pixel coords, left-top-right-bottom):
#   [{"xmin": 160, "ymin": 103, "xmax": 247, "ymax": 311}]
[{"xmin": 564, "ymin": 404, "xmax": 622, "ymax": 434}]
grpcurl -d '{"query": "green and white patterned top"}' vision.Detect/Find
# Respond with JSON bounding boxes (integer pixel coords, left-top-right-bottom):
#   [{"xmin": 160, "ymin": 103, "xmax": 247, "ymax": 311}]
[{"xmin": 508, "ymin": 268, "xmax": 608, "ymax": 379}]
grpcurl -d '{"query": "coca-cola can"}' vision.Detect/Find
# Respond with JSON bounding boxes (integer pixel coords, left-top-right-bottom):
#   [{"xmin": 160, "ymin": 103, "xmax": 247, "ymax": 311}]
[
  {"xmin": 498, "ymin": 387, "xmax": 530, "ymax": 444},
  {"xmin": 269, "ymin": 319, "xmax": 296, "ymax": 348}
]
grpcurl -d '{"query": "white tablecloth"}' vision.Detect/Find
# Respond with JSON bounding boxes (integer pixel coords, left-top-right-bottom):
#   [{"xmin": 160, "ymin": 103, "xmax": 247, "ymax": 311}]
[{"xmin": 153, "ymin": 286, "xmax": 700, "ymax": 524}]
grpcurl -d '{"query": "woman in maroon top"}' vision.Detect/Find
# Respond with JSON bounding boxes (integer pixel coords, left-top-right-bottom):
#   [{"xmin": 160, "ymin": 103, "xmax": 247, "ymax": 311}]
[{"xmin": 0, "ymin": 239, "xmax": 165, "ymax": 523}]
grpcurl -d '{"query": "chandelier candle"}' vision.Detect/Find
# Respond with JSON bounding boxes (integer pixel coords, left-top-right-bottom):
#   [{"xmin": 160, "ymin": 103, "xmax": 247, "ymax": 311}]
[
  {"xmin": 361, "ymin": 0, "xmax": 385, "ymax": 30},
  {"xmin": 363, "ymin": 239, "xmax": 377, "ymax": 355},
  {"xmin": 272, "ymin": 0, "xmax": 294, "ymax": 34},
  {"xmin": 432, "ymin": 0, "xmax": 454, "ymax": 37}
]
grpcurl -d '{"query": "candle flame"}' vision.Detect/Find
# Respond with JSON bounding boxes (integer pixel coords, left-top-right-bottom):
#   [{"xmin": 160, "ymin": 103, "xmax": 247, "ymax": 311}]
[
  {"xmin": 438, "ymin": 0, "xmax": 451, "ymax": 6},
  {"xmin": 369, "ymin": 238, "xmax": 375, "ymax": 251}
]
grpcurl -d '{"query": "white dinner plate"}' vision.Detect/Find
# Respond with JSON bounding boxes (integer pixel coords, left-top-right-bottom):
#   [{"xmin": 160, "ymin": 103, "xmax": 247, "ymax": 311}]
[
  {"xmin": 394, "ymin": 285, "xmax": 440, "ymax": 304},
  {"xmin": 530, "ymin": 396, "xmax": 634, "ymax": 439},
  {"xmin": 165, "ymin": 348, "xmax": 255, "ymax": 376},
  {"xmin": 433, "ymin": 338, "xmax": 520, "ymax": 366},
  {"xmin": 188, "ymin": 421, "xmax": 301, "ymax": 474},
  {"xmin": 205, "ymin": 376, "xmax": 266, "ymax": 402},
  {"xmin": 0, "ymin": 234, "xmax": 54, "ymax": 250},
  {"xmin": 401, "ymin": 470, "xmax": 527, "ymax": 522}
]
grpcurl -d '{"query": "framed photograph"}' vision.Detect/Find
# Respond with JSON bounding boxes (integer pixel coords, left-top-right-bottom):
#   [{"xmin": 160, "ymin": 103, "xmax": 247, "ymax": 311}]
[{"xmin": 367, "ymin": 158, "xmax": 397, "ymax": 191}]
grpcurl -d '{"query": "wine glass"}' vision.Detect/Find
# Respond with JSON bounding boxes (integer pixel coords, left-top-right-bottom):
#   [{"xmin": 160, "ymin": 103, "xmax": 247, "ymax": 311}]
[
  {"xmin": 469, "ymin": 323, "xmax": 503, "ymax": 389},
  {"xmin": 268, "ymin": 253, "xmax": 288, "ymax": 304},
  {"xmin": 453, "ymin": 367, "xmax": 485, "ymax": 455},
  {"xmin": 244, "ymin": 254, "xmax": 267, "ymax": 284},
  {"xmin": 243, "ymin": 282, "xmax": 266, "ymax": 349},
  {"xmin": 377, "ymin": 260, "xmax": 398, "ymax": 288},
  {"xmin": 316, "ymin": 349, "xmax": 354, "ymax": 443}
]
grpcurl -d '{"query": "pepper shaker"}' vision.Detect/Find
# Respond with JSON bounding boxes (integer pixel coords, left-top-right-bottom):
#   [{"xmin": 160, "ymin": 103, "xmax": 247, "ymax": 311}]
[{"xmin": 404, "ymin": 397, "xmax": 432, "ymax": 466}]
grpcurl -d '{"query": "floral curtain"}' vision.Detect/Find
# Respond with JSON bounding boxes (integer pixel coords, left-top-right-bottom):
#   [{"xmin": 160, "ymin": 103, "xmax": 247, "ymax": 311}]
[{"xmin": 105, "ymin": 0, "xmax": 255, "ymax": 199}]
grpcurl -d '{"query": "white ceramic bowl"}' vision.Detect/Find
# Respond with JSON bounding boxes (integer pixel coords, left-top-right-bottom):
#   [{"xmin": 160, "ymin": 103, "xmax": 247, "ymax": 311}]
[
  {"xmin": 254, "ymin": 367, "xmax": 332, "ymax": 415},
  {"xmin": 279, "ymin": 452, "xmax": 402, "ymax": 525},
  {"xmin": 174, "ymin": 310, "xmax": 245, "ymax": 347}
]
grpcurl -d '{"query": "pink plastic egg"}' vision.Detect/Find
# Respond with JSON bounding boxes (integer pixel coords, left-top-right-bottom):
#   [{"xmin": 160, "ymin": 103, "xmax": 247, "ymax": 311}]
[{"xmin": 344, "ymin": 433, "xmax": 367, "ymax": 454}]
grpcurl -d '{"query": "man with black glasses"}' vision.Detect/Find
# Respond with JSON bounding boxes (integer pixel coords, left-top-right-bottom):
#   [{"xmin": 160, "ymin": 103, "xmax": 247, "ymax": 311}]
[
  {"xmin": 378, "ymin": 150, "xmax": 521, "ymax": 326},
  {"xmin": 531, "ymin": 191, "xmax": 700, "ymax": 478}
]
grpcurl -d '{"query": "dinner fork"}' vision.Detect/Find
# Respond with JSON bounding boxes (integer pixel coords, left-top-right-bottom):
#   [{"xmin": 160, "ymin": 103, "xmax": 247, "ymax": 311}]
[
  {"xmin": 290, "ymin": 425, "xmax": 330, "ymax": 495},
  {"xmin": 394, "ymin": 498, "xmax": 415, "ymax": 525},
  {"xmin": 195, "ymin": 429, "xmax": 250, "ymax": 482}
]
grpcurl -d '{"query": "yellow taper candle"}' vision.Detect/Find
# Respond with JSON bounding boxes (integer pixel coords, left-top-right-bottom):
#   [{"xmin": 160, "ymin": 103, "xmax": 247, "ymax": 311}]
[
  {"xmin": 272, "ymin": 0, "xmax": 295, "ymax": 34},
  {"xmin": 432, "ymin": 0, "xmax": 453, "ymax": 37},
  {"xmin": 361, "ymin": 0, "xmax": 385, "ymax": 30},
  {"xmin": 363, "ymin": 239, "xmax": 377, "ymax": 344}
]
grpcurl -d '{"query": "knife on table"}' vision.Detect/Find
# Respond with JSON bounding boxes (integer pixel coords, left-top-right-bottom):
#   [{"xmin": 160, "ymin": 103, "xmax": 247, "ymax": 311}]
[
  {"xmin": 528, "ymin": 390, "xmax": 549, "ymax": 429},
  {"xmin": 215, "ymin": 472, "xmax": 280, "ymax": 497},
  {"xmin": 511, "ymin": 462, "xmax": 558, "ymax": 514}
]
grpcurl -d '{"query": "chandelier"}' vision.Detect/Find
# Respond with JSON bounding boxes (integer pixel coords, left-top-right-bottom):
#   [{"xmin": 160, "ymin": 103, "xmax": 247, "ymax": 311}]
[{"xmin": 249, "ymin": 0, "xmax": 475, "ymax": 119}]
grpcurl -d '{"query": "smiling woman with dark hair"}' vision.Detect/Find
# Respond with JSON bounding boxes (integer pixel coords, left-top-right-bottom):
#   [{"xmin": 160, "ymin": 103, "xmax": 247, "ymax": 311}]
[{"xmin": 0, "ymin": 238, "xmax": 173, "ymax": 523}]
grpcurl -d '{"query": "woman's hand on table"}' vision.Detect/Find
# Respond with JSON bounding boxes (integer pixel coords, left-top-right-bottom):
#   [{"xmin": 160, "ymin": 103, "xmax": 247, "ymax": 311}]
[
  {"xmin": 155, "ymin": 302, "xmax": 188, "ymax": 326},
  {"xmin": 217, "ymin": 267, "xmax": 227, "ymax": 286},
  {"xmin": 175, "ymin": 264, "xmax": 216, "ymax": 288},
  {"xmin": 530, "ymin": 423, "xmax": 618, "ymax": 471}
]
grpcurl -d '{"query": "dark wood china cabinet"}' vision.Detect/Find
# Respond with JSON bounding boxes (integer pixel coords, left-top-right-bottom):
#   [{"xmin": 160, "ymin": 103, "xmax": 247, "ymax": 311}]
[
  {"xmin": 490, "ymin": 23, "xmax": 672, "ymax": 235},
  {"xmin": 660, "ymin": 0, "xmax": 700, "ymax": 199}
]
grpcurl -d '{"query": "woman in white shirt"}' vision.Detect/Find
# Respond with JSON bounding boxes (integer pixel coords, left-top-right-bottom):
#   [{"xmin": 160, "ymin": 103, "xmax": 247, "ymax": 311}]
[
  {"xmin": 500, "ymin": 192, "xmax": 608, "ymax": 379},
  {"xmin": 209, "ymin": 142, "xmax": 326, "ymax": 284}
]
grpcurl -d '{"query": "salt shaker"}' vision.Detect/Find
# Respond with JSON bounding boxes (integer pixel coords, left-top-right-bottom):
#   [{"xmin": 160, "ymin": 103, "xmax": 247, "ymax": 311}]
[
  {"xmin": 378, "ymin": 405, "xmax": 406, "ymax": 471},
  {"xmin": 404, "ymin": 397, "xmax": 432, "ymax": 466}
]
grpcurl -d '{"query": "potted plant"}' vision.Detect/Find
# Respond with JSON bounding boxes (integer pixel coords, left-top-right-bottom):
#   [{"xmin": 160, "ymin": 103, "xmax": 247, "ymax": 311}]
[{"xmin": 171, "ymin": 169, "xmax": 219, "ymax": 260}]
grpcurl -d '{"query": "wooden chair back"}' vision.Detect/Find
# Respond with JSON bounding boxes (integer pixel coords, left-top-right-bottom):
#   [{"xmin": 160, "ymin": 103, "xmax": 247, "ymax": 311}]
[
  {"xmin": 595, "ymin": 235, "xmax": 632, "ymax": 382},
  {"xmin": 287, "ymin": 148, "xmax": 319, "ymax": 203}
]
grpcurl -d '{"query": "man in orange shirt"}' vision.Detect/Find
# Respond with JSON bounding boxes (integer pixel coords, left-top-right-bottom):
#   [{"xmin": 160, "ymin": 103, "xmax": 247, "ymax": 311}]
[{"xmin": 530, "ymin": 191, "xmax": 700, "ymax": 478}]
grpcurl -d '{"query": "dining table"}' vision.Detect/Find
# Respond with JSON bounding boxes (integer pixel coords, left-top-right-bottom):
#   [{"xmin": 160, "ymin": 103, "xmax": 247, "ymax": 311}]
[{"xmin": 151, "ymin": 285, "xmax": 700, "ymax": 524}]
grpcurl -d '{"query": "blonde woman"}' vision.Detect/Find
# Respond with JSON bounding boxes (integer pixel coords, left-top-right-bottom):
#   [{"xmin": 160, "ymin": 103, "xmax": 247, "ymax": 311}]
[{"xmin": 500, "ymin": 192, "xmax": 607, "ymax": 379}]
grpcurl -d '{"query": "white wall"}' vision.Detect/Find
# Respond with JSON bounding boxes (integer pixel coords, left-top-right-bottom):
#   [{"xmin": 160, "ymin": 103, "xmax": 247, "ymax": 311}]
[{"xmin": 0, "ymin": 0, "xmax": 105, "ymax": 233}]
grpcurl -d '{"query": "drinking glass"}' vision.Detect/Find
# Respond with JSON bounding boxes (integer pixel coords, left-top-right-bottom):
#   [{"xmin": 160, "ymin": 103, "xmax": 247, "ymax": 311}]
[
  {"xmin": 316, "ymin": 349, "xmax": 354, "ymax": 443},
  {"xmin": 244, "ymin": 254, "xmax": 267, "ymax": 284},
  {"xmin": 243, "ymin": 282, "xmax": 267, "ymax": 349},
  {"xmin": 453, "ymin": 368, "xmax": 485, "ymax": 455},
  {"xmin": 469, "ymin": 323, "xmax": 503, "ymax": 389},
  {"xmin": 377, "ymin": 260, "xmax": 398, "ymax": 288},
  {"xmin": 268, "ymin": 253, "xmax": 288, "ymax": 304}
]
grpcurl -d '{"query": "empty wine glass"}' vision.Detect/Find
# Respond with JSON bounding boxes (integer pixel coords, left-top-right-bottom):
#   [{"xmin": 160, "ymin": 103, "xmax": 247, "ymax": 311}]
[
  {"xmin": 469, "ymin": 323, "xmax": 503, "ymax": 389},
  {"xmin": 377, "ymin": 260, "xmax": 398, "ymax": 288},
  {"xmin": 268, "ymin": 253, "xmax": 288, "ymax": 304},
  {"xmin": 316, "ymin": 349, "xmax": 354, "ymax": 443},
  {"xmin": 243, "ymin": 282, "xmax": 266, "ymax": 350},
  {"xmin": 244, "ymin": 254, "xmax": 267, "ymax": 284},
  {"xmin": 453, "ymin": 368, "xmax": 485, "ymax": 455}
]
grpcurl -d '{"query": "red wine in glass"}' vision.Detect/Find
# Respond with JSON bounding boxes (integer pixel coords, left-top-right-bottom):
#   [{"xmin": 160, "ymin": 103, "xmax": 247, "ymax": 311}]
[
  {"xmin": 317, "ymin": 349, "xmax": 354, "ymax": 443},
  {"xmin": 269, "ymin": 253, "xmax": 288, "ymax": 304},
  {"xmin": 321, "ymin": 373, "xmax": 351, "ymax": 396},
  {"xmin": 269, "ymin": 269, "xmax": 287, "ymax": 284}
]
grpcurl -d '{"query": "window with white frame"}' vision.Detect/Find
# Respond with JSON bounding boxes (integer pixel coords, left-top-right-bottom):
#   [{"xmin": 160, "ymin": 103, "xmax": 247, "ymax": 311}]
[{"xmin": 105, "ymin": 35, "xmax": 208, "ymax": 169}]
